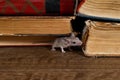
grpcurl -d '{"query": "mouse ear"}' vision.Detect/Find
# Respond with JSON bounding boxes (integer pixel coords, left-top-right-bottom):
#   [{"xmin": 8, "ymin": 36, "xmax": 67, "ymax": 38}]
[{"xmin": 70, "ymin": 32, "xmax": 75, "ymax": 38}]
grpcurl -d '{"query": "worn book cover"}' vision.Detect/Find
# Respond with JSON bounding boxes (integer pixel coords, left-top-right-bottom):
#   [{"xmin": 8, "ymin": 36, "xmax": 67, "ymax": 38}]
[
  {"xmin": 82, "ymin": 20, "xmax": 120, "ymax": 56},
  {"xmin": 77, "ymin": 0, "xmax": 120, "ymax": 21},
  {"xmin": 0, "ymin": 0, "xmax": 75, "ymax": 16}
]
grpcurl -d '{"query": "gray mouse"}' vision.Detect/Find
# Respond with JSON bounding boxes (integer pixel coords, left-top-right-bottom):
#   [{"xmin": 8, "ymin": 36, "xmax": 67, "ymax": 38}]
[{"xmin": 51, "ymin": 33, "xmax": 82, "ymax": 53}]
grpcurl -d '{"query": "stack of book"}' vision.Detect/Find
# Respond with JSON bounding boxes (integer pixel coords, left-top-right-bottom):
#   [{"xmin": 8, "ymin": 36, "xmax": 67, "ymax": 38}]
[
  {"xmin": 0, "ymin": 16, "xmax": 72, "ymax": 46},
  {"xmin": 78, "ymin": 0, "xmax": 120, "ymax": 56},
  {"xmin": 0, "ymin": 0, "xmax": 75, "ymax": 46}
]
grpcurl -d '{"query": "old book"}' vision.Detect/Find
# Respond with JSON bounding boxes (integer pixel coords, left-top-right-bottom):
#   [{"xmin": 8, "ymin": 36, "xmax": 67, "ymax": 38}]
[
  {"xmin": 77, "ymin": 0, "xmax": 120, "ymax": 21},
  {"xmin": 0, "ymin": 0, "xmax": 75, "ymax": 16},
  {"xmin": 0, "ymin": 16, "xmax": 72, "ymax": 46},
  {"xmin": 82, "ymin": 20, "xmax": 120, "ymax": 56}
]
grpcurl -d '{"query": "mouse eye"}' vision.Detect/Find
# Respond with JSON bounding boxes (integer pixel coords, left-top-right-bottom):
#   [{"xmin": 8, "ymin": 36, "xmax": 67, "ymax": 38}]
[{"xmin": 72, "ymin": 42, "xmax": 76, "ymax": 44}]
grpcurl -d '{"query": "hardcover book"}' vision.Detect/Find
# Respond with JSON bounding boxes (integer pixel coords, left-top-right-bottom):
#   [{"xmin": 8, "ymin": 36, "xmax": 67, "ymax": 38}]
[
  {"xmin": 77, "ymin": 0, "xmax": 120, "ymax": 21},
  {"xmin": 82, "ymin": 20, "xmax": 120, "ymax": 56},
  {"xmin": 0, "ymin": 16, "xmax": 72, "ymax": 46},
  {"xmin": 0, "ymin": 0, "xmax": 75, "ymax": 16}
]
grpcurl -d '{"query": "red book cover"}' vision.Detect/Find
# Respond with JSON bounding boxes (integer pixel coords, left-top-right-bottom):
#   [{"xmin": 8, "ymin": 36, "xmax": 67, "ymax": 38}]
[{"xmin": 0, "ymin": 0, "xmax": 75, "ymax": 16}]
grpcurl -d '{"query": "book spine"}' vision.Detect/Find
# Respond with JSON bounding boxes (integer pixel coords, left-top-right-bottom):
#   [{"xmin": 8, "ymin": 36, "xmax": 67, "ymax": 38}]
[{"xmin": 0, "ymin": 0, "xmax": 75, "ymax": 16}]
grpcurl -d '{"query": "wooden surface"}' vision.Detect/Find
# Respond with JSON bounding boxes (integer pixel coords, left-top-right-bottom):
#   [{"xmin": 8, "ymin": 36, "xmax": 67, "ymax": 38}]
[{"xmin": 0, "ymin": 47, "xmax": 120, "ymax": 80}]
